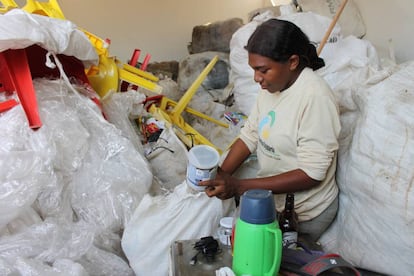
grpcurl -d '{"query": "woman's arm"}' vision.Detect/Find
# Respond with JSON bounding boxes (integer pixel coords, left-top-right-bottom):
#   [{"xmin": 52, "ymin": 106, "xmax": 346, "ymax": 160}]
[
  {"xmin": 201, "ymin": 167, "xmax": 320, "ymax": 200},
  {"xmin": 200, "ymin": 138, "xmax": 320, "ymax": 200},
  {"xmin": 234, "ymin": 168, "xmax": 320, "ymax": 197},
  {"xmin": 220, "ymin": 138, "xmax": 251, "ymax": 175}
]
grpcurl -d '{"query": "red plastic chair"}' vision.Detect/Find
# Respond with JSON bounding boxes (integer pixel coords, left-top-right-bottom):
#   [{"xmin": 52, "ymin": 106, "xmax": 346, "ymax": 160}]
[{"xmin": 0, "ymin": 48, "xmax": 42, "ymax": 129}]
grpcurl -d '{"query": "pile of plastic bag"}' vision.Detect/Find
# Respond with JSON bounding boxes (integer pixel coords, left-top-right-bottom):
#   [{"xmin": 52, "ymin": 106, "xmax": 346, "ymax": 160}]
[
  {"xmin": 0, "ymin": 10, "xmax": 153, "ymax": 275},
  {"xmin": 0, "ymin": 77, "xmax": 153, "ymax": 275}
]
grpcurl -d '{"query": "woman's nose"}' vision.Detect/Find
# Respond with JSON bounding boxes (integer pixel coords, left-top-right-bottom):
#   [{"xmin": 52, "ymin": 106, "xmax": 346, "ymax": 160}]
[{"xmin": 253, "ymin": 71, "xmax": 263, "ymax": 83}]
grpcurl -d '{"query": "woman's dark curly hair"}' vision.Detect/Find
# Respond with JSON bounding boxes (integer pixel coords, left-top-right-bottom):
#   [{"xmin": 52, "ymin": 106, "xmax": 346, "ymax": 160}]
[{"xmin": 245, "ymin": 18, "xmax": 325, "ymax": 71}]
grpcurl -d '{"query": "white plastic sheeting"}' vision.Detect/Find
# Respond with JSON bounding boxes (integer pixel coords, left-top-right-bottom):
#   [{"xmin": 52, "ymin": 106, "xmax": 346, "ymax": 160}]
[
  {"xmin": 0, "ymin": 79, "xmax": 152, "ymax": 275},
  {"xmin": 102, "ymin": 91, "xmax": 147, "ymax": 156},
  {"xmin": 122, "ymin": 183, "xmax": 235, "ymax": 276},
  {"xmin": 0, "ymin": 9, "xmax": 98, "ymax": 67}
]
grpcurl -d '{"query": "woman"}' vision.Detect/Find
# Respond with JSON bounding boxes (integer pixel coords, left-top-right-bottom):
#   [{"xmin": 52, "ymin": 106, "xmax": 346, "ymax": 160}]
[{"xmin": 199, "ymin": 18, "xmax": 341, "ymax": 242}]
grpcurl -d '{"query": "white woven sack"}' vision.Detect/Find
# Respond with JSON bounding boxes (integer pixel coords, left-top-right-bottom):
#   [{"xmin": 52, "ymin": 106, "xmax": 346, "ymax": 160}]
[
  {"xmin": 229, "ymin": 11, "xmax": 274, "ymax": 115},
  {"xmin": 145, "ymin": 127, "xmax": 188, "ymax": 193},
  {"xmin": 320, "ymin": 62, "xmax": 414, "ymax": 275},
  {"xmin": 121, "ymin": 182, "xmax": 235, "ymax": 276},
  {"xmin": 296, "ymin": 0, "xmax": 366, "ymax": 38}
]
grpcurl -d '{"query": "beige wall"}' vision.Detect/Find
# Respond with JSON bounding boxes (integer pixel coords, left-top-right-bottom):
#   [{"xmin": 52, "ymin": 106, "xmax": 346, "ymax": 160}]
[
  {"xmin": 353, "ymin": 0, "xmax": 414, "ymax": 63},
  {"xmin": 13, "ymin": 0, "xmax": 414, "ymax": 63},
  {"xmin": 57, "ymin": 0, "xmax": 264, "ymax": 63}
]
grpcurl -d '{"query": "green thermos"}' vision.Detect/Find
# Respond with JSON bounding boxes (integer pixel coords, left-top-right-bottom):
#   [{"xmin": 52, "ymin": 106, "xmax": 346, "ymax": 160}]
[{"xmin": 232, "ymin": 189, "xmax": 282, "ymax": 276}]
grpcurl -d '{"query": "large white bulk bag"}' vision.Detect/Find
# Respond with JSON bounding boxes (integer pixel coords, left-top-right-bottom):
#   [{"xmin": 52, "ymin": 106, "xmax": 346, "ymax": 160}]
[{"xmin": 320, "ymin": 62, "xmax": 414, "ymax": 275}]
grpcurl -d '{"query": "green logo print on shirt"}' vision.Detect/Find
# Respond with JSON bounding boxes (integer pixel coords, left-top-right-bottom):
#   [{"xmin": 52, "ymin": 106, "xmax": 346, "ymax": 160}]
[{"xmin": 258, "ymin": 111, "xmax": 280, "ymax": 160}]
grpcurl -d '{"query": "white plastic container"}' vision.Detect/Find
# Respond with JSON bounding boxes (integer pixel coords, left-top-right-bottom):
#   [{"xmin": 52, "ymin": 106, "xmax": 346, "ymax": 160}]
[
  {"xmin": 217, "ymin": 217, "xmax": 233, "ymax": 247},
  {"xmin": 186, "ymin": 145, "xmax": 220, "ymax": 192}
]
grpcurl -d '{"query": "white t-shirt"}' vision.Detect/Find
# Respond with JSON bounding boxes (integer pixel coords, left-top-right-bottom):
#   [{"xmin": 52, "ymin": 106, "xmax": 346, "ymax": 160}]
[{"xmin": 239, "ymin": 67, "xmax": 341, "ymax": 221}]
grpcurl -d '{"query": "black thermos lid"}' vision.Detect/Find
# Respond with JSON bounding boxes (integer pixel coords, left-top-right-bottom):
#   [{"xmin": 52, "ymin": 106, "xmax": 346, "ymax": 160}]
[{"xmin": 239, "ymin": 189, "xmax": 276, "ymax": 224}]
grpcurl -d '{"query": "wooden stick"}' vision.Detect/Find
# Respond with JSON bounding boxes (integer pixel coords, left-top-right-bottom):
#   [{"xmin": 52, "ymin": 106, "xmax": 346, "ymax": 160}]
[{"xmin": 317, "ymin": 0, "xmax": 348, "ymax": 56}]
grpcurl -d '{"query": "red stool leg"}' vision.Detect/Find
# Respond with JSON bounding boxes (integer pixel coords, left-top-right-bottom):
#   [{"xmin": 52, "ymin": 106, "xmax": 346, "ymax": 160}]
[
  {"xmin": 120, "ymin": 49, "xmax": 141, "ymax": 92},
  {"xmin": 130, "ymin": 53, "xmax": 151, "ymax": 90},
  {"xmin": 0, "ymin": 53, "xmax": 19, "ymax": 113},
  {"xmin": 1, "ymin": 49, "xmax": 42, "ymax": 129},
  {"xmin": 140, "ymin": 53, "xmax": 151, "ymax": 71},
  {"xmin": 0, "ymin": 99, "xmax": 19, "ymax": 113}
]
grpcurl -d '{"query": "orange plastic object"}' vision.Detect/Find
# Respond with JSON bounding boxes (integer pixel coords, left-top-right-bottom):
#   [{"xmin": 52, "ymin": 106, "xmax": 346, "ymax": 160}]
[
  {"xmin": 0, "ymin": 0, "xmax": 18, "ymax": 13},
  {"xmin": 22, "ymin": 0, "xmax": 65, "ymax": 19},
  {"xmin": 0, "ymin": 49, "xmax": 42, "ymax": 129}
]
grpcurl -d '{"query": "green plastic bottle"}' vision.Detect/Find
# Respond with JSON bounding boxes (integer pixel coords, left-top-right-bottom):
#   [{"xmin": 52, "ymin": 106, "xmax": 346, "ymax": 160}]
[{"xmin": 232, "ymin": 190, "xmax": 282, "ymax": 276}]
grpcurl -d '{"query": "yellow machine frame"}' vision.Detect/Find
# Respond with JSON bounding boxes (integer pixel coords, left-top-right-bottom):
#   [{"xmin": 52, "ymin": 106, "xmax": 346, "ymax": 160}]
[{"xmin": 147, "ymin": 55, "xmax": 228, "ymax": 153}]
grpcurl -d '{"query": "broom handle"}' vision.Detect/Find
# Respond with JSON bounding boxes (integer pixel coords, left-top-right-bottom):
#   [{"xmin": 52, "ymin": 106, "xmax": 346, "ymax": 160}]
[{"xmin": 317, "ymin": 0, "xmax": 348, "ymax": 56}]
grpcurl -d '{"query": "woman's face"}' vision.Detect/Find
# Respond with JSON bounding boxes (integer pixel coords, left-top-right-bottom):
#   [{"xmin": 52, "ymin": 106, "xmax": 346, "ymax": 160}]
[{"xmin": 248, "ymin": 53, "xmax": 300, "ymax": 93}]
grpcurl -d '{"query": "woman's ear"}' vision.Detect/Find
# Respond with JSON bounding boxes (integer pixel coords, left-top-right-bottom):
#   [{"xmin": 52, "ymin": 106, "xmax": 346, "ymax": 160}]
[{"xmin": 288, "ymin": 55, "xmax": 300, "ymax": 70}]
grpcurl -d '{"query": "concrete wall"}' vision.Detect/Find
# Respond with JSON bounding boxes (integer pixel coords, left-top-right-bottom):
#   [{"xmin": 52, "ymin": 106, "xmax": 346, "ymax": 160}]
[
  {"xmin": 353, "ymin": 0, "xmax": 414, "ymax": 63},
  {"xmin": 13, "ymin": 0, "xmax": 414, "ymax": 63},
  {"xmin": 57, "ymin": 0, "xmax": 264, "ymax": 63}
]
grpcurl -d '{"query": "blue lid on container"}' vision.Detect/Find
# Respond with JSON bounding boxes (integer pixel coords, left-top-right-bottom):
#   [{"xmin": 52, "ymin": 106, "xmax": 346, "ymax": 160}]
[{"xmin": 239, "ymin": 189, "xmax": 276, "ymax": 224}]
